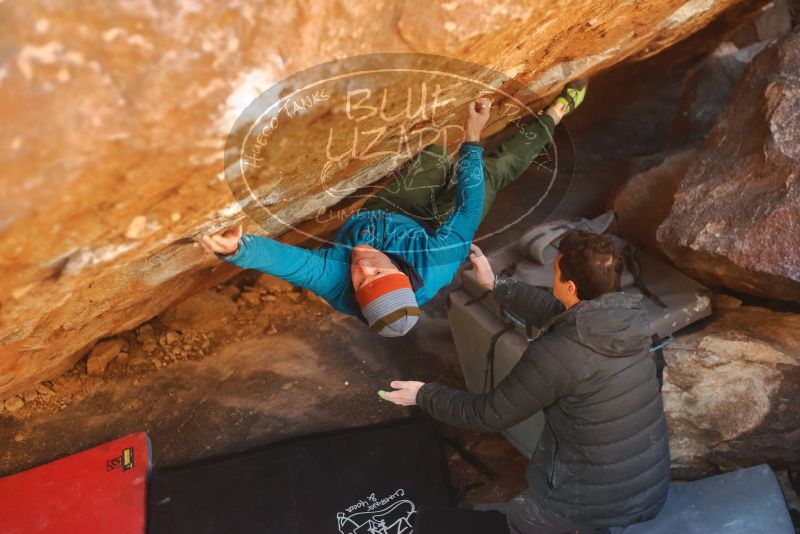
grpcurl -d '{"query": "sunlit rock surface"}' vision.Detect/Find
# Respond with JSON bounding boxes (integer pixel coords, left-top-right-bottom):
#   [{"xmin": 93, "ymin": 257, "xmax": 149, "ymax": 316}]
[{"xmin": 0, "ymin": 0, "xmax": 764, "ymax": 397}]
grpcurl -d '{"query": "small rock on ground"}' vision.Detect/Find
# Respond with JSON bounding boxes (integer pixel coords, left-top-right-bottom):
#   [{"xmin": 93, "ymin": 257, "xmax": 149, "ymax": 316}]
[
  {"xmin": 36, "ymin": 384, "xmax": 55, "ymax": 397},
  {"xmin": 87, "ymin": 338, "xmax": 127, "ymax": 376},
  {"xmin": 241, "ymin": 291, "xmax": 262, "ymax": 306},
  {"xmin": 165, "ymin": 331, "xmax": 181, "ymax": 345},
  {"xmin": 4, "ymin": 396, "xmax": 24, "ymax": 413},
  {"xmin": 137, "ymin": 323, "xmax": 158, "ymax": 353}
]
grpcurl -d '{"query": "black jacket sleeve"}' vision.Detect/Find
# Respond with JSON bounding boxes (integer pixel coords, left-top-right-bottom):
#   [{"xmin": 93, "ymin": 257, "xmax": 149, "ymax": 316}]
[
  {"xmin": 492, "ymin": 276, "xmax": 565, "ymax": 328},
  {"xmin": 416, "ymin": 336, "xmax": 578, "ymax": 432}
]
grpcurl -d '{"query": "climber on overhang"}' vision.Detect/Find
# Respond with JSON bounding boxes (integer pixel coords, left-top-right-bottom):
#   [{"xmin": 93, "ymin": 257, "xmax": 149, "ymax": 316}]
[
  {"xmin": 200, "ymin": 81, "xmax": 588, "ymax": 336},
  {"xmin": 201, "ymin": 98, "xmax": 492, "ymax": 337}
]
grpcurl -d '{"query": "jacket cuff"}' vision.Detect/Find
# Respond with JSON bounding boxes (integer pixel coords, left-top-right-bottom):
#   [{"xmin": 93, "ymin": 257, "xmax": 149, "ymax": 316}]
[
  {"xmin": 216, "ymin": 235, "xmax": 249, "ymax": 264},
  {"xmin": 492, "ymin": 275, "xmax": 516, "ymax": 298},
  {"xmin": 460, "ymin": 141, "xmax": 484, "ymax": 150},
  {"xmin": 416, "ymin": 382, "xmax": 440, "ymax": 413}
]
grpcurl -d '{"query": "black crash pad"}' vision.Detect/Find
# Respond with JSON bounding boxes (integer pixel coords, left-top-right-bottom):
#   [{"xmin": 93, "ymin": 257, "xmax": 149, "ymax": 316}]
[
  {"xmin": 148, "ymin": 419, "xmax": 453, "ymax": 534},
  {"xmin": 414, "ymin": 507, "xmax": 509, "ymax": 534},
  {"xmin": 612, "ymin": 464, "xmax": 794, "ymax": 534}
]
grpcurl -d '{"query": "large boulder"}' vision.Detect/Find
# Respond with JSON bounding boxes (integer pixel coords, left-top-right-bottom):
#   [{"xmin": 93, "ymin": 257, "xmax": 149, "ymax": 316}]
[
  {"xmin": 664, "ymin": 299, "xmax": 800, "ymax": 478},
  {"xmin": 613, "ymin": 149, "xmax": 696, "ymax": 254},
  {"xmin": 0, "ymin": 0, "xmax": 768, "ymax": 397},
  {"xmin": 613, "ymin": 35, "xmax": 776, "ymax": 251},
  {"xmin": 657, "ymin": 29, "xmax": 800, "ymax": 302}
]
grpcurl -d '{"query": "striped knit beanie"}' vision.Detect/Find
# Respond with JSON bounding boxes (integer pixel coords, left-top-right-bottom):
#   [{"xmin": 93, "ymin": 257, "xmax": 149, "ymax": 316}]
[{"xmin": 355, "ymin": 273, "xmax": 420, "ymax": 337}]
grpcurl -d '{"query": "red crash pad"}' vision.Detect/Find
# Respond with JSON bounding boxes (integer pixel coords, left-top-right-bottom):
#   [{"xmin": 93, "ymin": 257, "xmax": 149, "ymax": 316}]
[{"xmin": 0, "ymin": 432, "xmax": 151, "ymax": 534}]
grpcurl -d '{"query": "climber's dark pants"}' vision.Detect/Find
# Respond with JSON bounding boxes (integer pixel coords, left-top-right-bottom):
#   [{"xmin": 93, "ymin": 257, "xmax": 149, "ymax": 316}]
[{"xmin": 362, "ymin": 114, "xmax": 556, "ymax": 226}]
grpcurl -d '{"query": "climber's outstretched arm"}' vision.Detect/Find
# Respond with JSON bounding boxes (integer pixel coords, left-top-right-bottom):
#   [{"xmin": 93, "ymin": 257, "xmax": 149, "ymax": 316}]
[
  {"xmin": 430, "ymin": 99, "xmax": 491, "ymax": 260},
  {"xmin": 200, "ymin": 225, "xmax": 345, "ymax": 300}
]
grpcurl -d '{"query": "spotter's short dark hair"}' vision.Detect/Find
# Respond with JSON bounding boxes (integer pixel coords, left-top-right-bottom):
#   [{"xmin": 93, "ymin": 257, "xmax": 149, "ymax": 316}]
[{"xmin": 557, "ymin": 230, "xmax": 622, "ymax": 301}]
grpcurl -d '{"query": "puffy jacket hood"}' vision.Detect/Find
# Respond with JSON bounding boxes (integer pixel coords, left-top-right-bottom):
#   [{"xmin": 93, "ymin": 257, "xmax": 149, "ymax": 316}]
[{"xmin": 559, "ymin": 292, "xmax": 651, "ymax": 357}]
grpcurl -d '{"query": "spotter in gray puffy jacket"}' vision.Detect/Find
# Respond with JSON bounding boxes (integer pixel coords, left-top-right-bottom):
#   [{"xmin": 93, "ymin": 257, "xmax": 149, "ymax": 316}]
[{"xmin": 417, "ymin": 279, "xmax": 671, "ymax": 532}]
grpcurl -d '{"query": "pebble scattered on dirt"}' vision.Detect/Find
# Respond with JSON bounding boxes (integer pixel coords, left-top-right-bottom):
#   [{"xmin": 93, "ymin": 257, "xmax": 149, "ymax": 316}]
[
  {"xmin": 4, "ymin": 397, "xmax": 24, "ymax": 413},
  {"xmin": 0, "ymin": 270, "xmax": 331, "ymax": 418}
]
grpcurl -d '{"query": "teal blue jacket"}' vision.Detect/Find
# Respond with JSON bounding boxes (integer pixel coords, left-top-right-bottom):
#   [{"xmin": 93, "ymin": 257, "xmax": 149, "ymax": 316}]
[{"xmin": 223, "ymin": 144, "xmax": 484, "ymax": 316}]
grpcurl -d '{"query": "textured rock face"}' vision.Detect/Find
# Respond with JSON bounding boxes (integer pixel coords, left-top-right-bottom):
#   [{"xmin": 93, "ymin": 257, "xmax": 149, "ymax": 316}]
[
  {"xmin": 663, "ymin": 301, "xmax": 800, "ymax": 478},
  {"xmin": 657, "ymin": 29, "xmax": 800, "ymax": 302},
  {"xmin": 0, "ymin": 0, "xmax": 764, "ymax": 397},
  {"xmin": 670, "ymin": 40, "xmax": 769, "ymax": 144},
  {"xmin": 613, "ymin": 36, "xmax": 778, "ymax": 253},
  {"xmin": 159, "ymin": 290, "xmax": 238, "ymax": 334},
  {"xmin": 613, "ymin": 149, "xmax": 696, "ymax": 254}
]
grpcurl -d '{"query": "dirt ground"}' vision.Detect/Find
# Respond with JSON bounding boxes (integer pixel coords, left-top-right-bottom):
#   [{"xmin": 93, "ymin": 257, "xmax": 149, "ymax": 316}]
[{"xmin": 0, "ymin": 266, "xmax": 537, "ymax": 505}]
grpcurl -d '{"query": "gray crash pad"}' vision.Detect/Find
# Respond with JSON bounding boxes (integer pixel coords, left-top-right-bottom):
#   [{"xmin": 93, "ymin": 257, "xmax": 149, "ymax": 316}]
[
  {"xmin": 612, "ymin": 464, "xmax": 794, "ymax": 534},
  {"xmin": 414, "ymin": 465, "xmax": 793, "ymax": 534},
  {"xmin": 447, "ymin": 288, "xmax": 545, "ymax": 457}
]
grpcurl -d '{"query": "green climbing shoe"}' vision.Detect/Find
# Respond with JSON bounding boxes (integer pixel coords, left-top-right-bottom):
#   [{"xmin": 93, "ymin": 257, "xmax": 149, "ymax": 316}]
[{"xmin": 554, "ymin": 79, "xmax": 588, "ymax": 116}]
